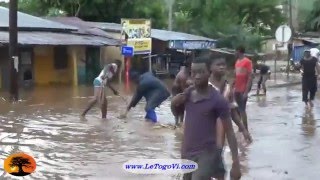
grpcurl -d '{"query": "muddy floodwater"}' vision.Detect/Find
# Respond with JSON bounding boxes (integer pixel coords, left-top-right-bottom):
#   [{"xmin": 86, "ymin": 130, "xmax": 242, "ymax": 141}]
[{"xmin": 0, "ymin": 79, "xmax": 320, "ymax": 180}]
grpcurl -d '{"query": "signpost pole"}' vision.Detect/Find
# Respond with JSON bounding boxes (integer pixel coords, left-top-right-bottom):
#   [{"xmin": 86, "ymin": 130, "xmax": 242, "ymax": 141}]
[
  {"xmin": 148, "ymin": 54, "xmax": 152, "ymax": 73},
  {"xmin": 274, "ymin": 44, "xmax": 277, "ymax": 80},
  {"xmin": 275, "ymin": 24, "xmax": 292, "ymax": 80},
  {"xmin": 125, "ymin": 56, "xmax": 130, "ymax": 89}
]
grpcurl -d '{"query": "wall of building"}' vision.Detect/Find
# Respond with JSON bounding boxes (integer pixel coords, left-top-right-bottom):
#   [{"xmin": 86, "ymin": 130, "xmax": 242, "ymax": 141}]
[
  {"xmin": 101, "ymin": 32, "xmax": 123, "ymax": 83},
  {"xmin": 33, "ymin": 46, "xmax": 74, "ymax": 85}
]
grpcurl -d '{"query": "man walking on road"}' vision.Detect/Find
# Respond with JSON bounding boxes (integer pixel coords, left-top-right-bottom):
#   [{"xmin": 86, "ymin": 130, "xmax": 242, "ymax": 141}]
[
  {"xmin": 233, "ymin": 46, "xmax": 253, "ymax": 131},
  {"xmin": 172, "ymin": 55, "xmax": 241, "ymax": 180},
  {"xmin": 299, "ymin": 49, "xmax": 320, "ymax": 109}
]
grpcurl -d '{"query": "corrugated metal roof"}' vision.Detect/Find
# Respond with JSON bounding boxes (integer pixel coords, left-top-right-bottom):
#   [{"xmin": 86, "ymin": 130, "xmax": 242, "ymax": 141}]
[
  {"xmin": 152, "ymin": 29, "xmax": 213, "ymax": 41},
  {"xmin": 46, "ymin": 17, "xmax": 115, "ymax": 39},
  {"xmin": 0, "ymin": 31, "xmax": 120, "ymax": 46},
  {"xmin": 88, "ymin": 22, "xmax": 215, "ymax": 41},
  {"xmin": 294, "ymin": 37, "xmax": 320, "ymax": 44},
  {"xmin": 0, "ymin": 6, "xmax": 77, "ymax": 31}
]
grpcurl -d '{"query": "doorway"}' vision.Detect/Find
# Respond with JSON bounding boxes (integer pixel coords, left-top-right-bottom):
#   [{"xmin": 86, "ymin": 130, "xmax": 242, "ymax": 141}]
[{"xmin": 19, "ymin": 50, "xmax": 34, "ymax": 88}]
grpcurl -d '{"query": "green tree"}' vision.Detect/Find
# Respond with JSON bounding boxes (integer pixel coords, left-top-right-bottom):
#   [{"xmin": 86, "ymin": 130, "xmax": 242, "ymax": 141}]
[
  {"xmin": 304, "ymin": 0, "xmax": 320, "ymax": 31},
  {"xmin": 173, "ymin": 0, "xmax": 285, "ymax": 52},
  {"xmin": 16, "ymin": 0, "xmax": 167, "ymax": 29}
]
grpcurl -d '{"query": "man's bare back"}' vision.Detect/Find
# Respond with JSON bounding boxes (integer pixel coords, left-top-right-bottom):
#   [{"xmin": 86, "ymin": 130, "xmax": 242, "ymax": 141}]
[
  {"xmin": 171, "ymin": 66, "xmax": 190, "ymax": 127},
  {"xmin": 173, "ymin": 67, "xmax": 189, "ymax": 94}
]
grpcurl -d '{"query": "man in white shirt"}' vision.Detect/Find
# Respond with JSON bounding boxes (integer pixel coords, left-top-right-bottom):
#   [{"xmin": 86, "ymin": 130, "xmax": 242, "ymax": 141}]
[{"xmin": 310, "ymin": 48, "xmax": 320, "ymax": 61}]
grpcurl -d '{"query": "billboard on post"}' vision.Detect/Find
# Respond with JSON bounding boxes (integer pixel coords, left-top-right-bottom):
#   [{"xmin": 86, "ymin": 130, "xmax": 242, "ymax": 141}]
[{"xmin": 121, "ymin": 19, "xmax": 152, "ymax": 55}]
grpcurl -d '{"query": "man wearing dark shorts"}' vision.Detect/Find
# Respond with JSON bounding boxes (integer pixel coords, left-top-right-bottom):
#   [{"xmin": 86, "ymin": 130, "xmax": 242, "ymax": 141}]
[
  {"xmin": 234, "ymin": 46, "xmax": 253, "ymax": 131},
  {"xmin": 300, "ymin": 49, "xmax": 320, "ymax": 109},
  {"xmin": 172, "ymin": 55, "xmax": 241, "ymax": 180}
]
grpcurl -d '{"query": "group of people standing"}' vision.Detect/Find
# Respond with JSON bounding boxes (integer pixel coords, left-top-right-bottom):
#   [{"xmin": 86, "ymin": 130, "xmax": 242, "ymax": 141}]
[
  {"xmin": 171, "ymin": 46, "xmax": 253, "ymax": 180},
  {"xmin": 80, "ymin": 46, "xmax": 255, "ymax": 180},
  {"xmin": 80, "ymin": 45, "xmax": 320, "ymax": 180}
]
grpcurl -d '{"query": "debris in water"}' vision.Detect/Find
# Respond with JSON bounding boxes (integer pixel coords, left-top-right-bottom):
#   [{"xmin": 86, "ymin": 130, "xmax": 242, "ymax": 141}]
[
  {"xmin": 29, "ymin": 104, "xmax": 45, "ymax": 107},
  {"xmin": 284, "ymin": 171, "xmax": 288, "ymax": 174}
]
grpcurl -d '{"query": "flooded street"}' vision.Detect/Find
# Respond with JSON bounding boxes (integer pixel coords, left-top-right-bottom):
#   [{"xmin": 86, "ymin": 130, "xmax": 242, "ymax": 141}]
[{"xmin": 0, "ymin": 80, "xmax": 320, "ymax": 180}]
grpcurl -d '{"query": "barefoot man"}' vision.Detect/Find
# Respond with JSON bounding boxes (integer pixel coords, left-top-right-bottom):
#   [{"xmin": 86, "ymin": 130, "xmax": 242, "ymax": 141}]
[
  {"xmin": 209, "ymin": 55, "xmax": 252, "ymax": 143},
  {"xmin": 171, "ymin": 60, "xmax": 191, "ymax": 126},
  {"xmin": 233, "ymin": 46, "xmax": 253, "ymax": 131},
  {"xmin": 172, "ymin": 54, "xmax": 241, "ymax": 180}
]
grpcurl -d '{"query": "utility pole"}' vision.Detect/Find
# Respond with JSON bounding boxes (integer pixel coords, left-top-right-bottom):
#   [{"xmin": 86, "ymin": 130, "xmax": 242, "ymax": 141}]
[
  {"xmin": 287, "ymin": 0, "xmax": 293, "ymax": 77},
  {"xmin": 9, "ymin": 0, "xmax": 19, "ymax": 101},
  {"xmin": 166, "ymin": 0, "xmax": 174, "ymax": 31}
]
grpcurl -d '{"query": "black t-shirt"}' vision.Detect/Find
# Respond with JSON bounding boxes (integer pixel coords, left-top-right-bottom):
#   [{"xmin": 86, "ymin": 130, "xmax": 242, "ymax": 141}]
[
  {"xmin": 300, "ymin": 57, "xmax": 318, "ymax": 77},
  {"xmin": 259, "ymin": 64, "xmax": 270, "ymax": 75}
]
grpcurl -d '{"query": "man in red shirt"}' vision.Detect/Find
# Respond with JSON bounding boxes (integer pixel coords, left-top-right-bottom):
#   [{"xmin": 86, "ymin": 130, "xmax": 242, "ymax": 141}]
[{"xmin": 233, "ymin": 46, "xmax": 253, "ymax": 131}]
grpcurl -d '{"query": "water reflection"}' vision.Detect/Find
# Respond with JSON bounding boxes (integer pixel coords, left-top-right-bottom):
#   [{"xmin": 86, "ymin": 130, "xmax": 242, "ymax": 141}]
[
  {"xmin": 256, "ymin": 96, "xmax": 267, "ymax": 107},
  {"xmin": 301, "ymin": 109, "xmax": 316, "ymax": 136},
  {"xmin": 0, "ymin": 82, "xmax": 319, "ymax": 179}
]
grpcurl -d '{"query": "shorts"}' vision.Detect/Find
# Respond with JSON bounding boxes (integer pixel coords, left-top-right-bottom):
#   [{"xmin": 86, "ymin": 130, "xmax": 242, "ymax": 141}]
[
  {"xmin": 234, "ymin": 92, "xmax": 247, "ymax": 112},
  {"xmin": 183, "ymin": 149, "xmax": 225, "ymax": 180},
  {"xmin": 93, "ymin": 78, "xmax": 102, "ymax": 87}
]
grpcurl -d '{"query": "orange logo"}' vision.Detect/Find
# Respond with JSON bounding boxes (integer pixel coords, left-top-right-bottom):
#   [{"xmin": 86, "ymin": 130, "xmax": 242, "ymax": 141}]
[{"xmin": 3, "ymin": 153, "xmax": 36, "ymax": 176}]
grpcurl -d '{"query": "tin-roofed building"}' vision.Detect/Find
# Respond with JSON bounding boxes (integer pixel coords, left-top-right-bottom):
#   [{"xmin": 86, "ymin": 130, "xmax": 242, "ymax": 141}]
[{"xmin": 0, "ymin": 7, "xmax": 120, "ymax": 89}]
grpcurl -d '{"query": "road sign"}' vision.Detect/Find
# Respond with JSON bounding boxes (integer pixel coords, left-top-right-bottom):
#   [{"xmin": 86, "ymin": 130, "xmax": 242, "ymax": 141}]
[
  {"xmin": 275, "ymin": 25, "xmax": 292, "ymax": 43},
  {"xmin": 121, "ymin": 46, "xmax": 134, "ymax": 57}
]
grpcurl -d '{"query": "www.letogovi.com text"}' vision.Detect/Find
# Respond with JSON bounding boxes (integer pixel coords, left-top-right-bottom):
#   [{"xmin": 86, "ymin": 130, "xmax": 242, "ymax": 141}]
[{"xmin": 125, "ymin": 163, "xmax": 196, "ymax": 171}]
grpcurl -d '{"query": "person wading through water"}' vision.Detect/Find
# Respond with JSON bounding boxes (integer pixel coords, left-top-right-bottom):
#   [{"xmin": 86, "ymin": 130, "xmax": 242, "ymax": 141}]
[
  {"xmin": 233, "ymin": 46, "xmax": 253, "ymax": 131},
  {"xmin": 172, "ymin": 54, "xmax": 241, "ymax": 180},
  {"xmin": 81, "ymin": 60, "xmax": 121, "ymax": 119},
  {"xmin": 256, "ymin": 61, "xmax": 271, "ymax": 96},
  {"xmin": 299, "ymin": 49, "xmax": 320, "ymax": 109},
  {"xmin": 209, "ymin": 55, "xmax": 252, "ymax": 143},
  {"xmin": 124, "ymin": 68, "xmax": 171, "ymax": 123},
  {"xmin": 171, "ymin": 59, "xmax": 192, "ymax": 127}
]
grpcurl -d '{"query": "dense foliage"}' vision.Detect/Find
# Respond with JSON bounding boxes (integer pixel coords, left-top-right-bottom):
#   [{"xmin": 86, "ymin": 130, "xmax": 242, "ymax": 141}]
[{"xmin": 1, "ymin": 0, "xmax": 286, "ymax": 52}]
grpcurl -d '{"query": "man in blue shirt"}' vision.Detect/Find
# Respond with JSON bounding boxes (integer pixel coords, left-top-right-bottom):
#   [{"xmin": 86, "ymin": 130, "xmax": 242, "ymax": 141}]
[{"xmin": 125, "ymin": 71, "xmax": 170, "ymax": 123}]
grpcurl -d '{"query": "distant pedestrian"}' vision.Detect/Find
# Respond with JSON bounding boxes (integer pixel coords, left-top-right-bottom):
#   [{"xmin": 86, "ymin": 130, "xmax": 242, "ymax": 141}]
[
  {"xmin": 81, "ymin": 60, "xmax": 121, "ymax": 119},
  {"xmin": 256, "ymin": 62, "xmax": 271, "ymax": 95},
  {"xmin": 171, "ymin": 60, "xmax": 191, "ymax": 127},
  {"xmin": 209, "ymin": 55, "xmax": 252, "ymax": 143},
  {"xmin": 233, "ymin": 46, "xmax": 253, "ymax": 131},
  {"xmin": 124, "ymin": 70, "xmax": 170, "ymax": 123},
  {"xmin": 172, "ymin": 54, "xmax": 241, "ymax": 180},
  {"xmin": 299, "ymin": 50, "xmax": 320, "ymax": 109}
]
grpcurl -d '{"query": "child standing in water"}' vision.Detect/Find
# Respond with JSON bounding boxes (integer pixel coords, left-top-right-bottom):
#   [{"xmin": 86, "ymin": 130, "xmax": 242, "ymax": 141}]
[
  {"xmin": 81, "ymin": 60, "xmax": 121, "ymax": 119},
  {"xmin": 209, "ymin": 56, "xmax": 252, "ymax": 143}
]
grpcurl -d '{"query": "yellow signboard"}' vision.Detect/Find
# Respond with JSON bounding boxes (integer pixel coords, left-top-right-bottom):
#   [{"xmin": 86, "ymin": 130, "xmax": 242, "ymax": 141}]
[{"xmin": 121, "ymin": 19, "xmax": 152, "ymax": 54}]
